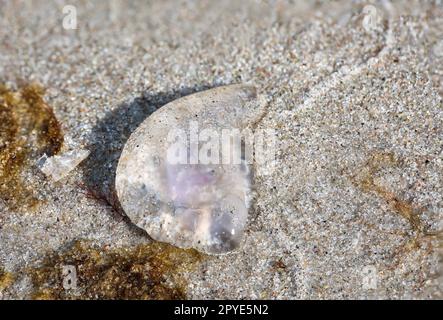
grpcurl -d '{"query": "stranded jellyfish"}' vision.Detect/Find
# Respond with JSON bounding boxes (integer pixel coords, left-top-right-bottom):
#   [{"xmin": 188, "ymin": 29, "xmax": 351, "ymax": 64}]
[{"xmin": 116, "ymin": 84, "xmax": 264, "ymax": 254}]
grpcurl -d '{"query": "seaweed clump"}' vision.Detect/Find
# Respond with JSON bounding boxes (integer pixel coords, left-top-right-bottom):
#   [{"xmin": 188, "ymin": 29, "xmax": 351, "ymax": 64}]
[
  {"xmin": 0, "ymin": 84, "xmax": 63, "ymax": 210},
  {"xmin": 0, "ymin": 267, "xmax": 15, "ymax": 293},
  {"xmin": 354, "ymin": 151, "xmax": 424, "ymax": 233},
  {"xmin": 30, "ymin": 240, "xmax": 203, "ymax": 300}
]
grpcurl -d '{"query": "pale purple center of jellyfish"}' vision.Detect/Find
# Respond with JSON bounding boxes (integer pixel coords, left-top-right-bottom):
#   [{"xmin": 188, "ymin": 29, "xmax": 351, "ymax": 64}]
[{"xmin": 164, "ymin": 163, "xmax": 247, "ymax": 252}]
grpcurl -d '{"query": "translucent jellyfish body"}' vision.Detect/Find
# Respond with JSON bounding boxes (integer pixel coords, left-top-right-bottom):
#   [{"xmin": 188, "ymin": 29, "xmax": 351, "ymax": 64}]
[{"xmin": 116, "ymin": 84, "xmax": 261, "ymax": 254}]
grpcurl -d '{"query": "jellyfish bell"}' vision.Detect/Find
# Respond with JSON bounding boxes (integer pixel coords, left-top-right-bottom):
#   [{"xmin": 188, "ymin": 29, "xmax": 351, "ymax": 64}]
[{"xmin": 116, "ymin": 84, "xmax": 262, "ymax": 254}]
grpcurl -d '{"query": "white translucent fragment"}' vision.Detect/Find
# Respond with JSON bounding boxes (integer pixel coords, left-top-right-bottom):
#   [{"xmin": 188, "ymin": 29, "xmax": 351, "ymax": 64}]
[
  {"xmin": 39, "ymin": 149, "xmax": 90, "ymax": 182},
  {"xmin": 116, "ymin": 84, "xmax": 263, "ymax": 254}
]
